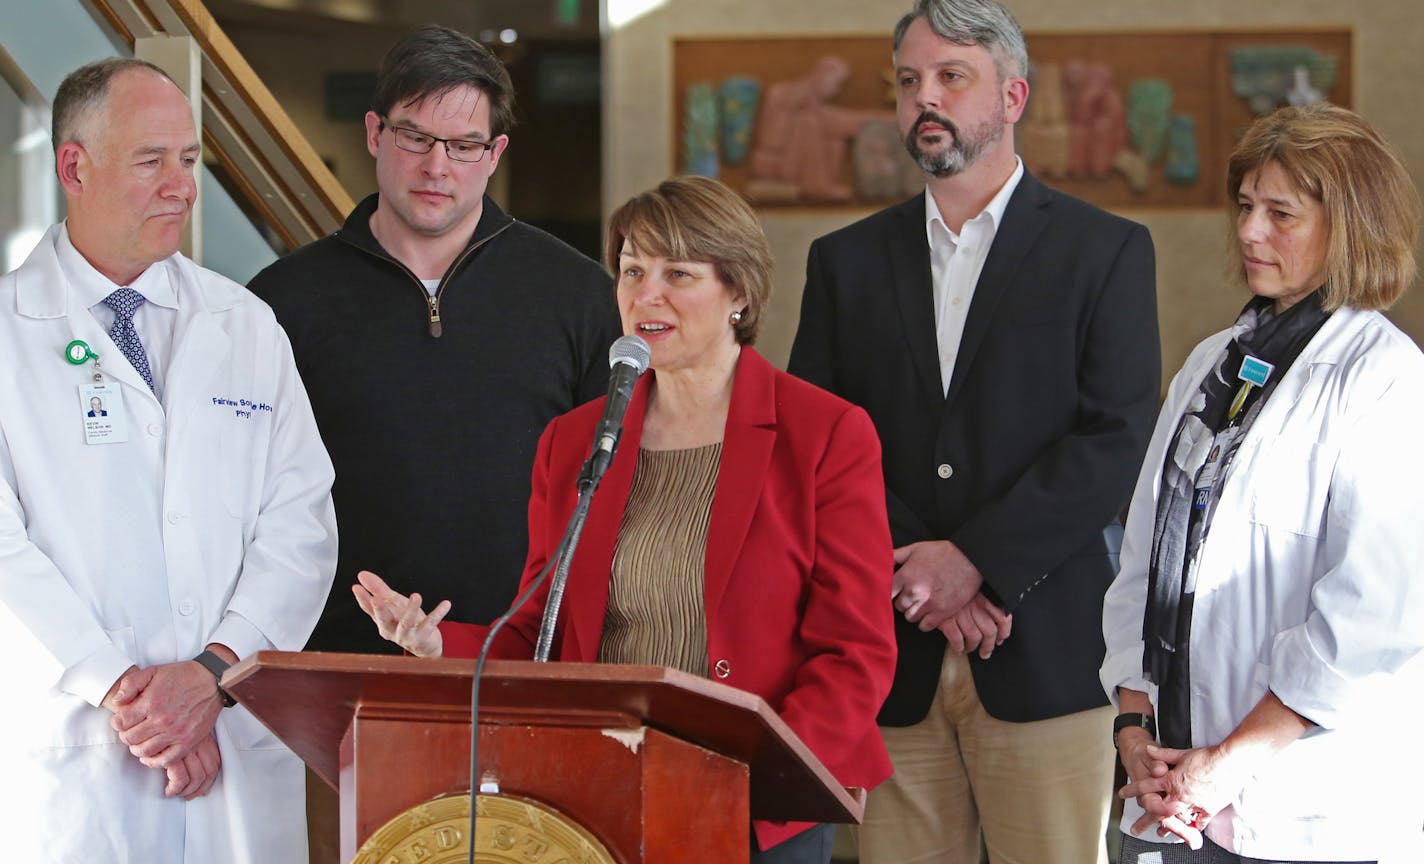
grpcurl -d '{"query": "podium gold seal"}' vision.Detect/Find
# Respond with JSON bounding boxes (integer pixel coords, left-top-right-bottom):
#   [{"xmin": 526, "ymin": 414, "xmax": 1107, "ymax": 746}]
[{"xmin": 351, "ymin": 792, "xmax": 617, "ymax": 864}]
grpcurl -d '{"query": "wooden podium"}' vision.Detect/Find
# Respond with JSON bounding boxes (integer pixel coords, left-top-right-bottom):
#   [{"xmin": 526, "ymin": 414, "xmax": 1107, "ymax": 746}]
[{"xmin": 224, "ymin": 652, "xmax": 864, "ymax": 863}]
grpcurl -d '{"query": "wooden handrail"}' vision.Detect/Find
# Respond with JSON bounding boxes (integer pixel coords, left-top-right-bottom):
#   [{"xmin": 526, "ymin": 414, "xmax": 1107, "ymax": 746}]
[{"xmin": 89, "ymin": 0, "xmax": 354, "ymax": 249}]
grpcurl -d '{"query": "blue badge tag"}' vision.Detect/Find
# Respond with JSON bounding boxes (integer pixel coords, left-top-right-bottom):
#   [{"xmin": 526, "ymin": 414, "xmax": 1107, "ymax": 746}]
[{"xmin": 1238, "ymin": 355, "xmax": 1274, "ymax": 388}]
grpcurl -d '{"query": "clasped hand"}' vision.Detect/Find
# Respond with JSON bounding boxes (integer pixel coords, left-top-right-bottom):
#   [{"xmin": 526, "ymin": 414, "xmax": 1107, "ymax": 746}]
[
  {"xmin": 1118, "ymin": 738, "xmax": 1246, "ymax": 849},
  {"xmin": 892, "ymin": 540, "xmax": 1011, "ymax": 658},
  {"xmin": 352, "ymin": 570, "xmax": 449, "ymax": 658},
  {"xmin": 102, "ymin": 660, "xmax": 225, "ymax": 798}
]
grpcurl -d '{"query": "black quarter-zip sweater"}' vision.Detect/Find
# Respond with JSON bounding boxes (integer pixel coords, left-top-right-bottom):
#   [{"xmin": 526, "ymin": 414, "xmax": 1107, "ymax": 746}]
[{"xmin": 249, "ymin": 194, "xmax": 620, "ymax": 653}]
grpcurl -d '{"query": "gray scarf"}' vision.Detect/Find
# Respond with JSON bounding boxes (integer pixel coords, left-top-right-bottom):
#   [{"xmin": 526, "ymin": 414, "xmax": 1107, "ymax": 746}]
[{"xmin": 1143, "ymin": 293, "xmax": 1329, "ymax": 746}]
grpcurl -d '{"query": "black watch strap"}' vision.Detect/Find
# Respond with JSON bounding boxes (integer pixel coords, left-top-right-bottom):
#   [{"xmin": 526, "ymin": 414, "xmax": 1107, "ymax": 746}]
[
  {"xmin": 1112, "ymin": 712, "xmax": 1156, "ymax": 749},
  {"xmin": 193, "ymin": 649, "xmax": 237, "ymax": 708}
]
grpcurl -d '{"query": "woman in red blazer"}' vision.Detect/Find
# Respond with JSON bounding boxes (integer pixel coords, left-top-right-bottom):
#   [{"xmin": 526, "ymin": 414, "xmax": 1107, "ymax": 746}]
[{"xmin": 356, "ymin": 176, "xmax": 896, "ymax": 863}]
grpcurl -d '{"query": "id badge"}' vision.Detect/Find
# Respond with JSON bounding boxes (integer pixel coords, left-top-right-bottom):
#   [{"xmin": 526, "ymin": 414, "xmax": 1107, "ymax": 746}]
[
  {"xmin": 79, "ymin": 383, "xmax": 129, "ymax": 444},
  {"xmin": 1193, "ymin": 426, "xmax": 1239, "ymax": 498}
]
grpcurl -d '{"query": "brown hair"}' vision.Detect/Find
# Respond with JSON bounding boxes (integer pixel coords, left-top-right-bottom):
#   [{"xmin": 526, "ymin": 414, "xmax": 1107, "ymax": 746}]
[
  {"xmin": 605, "ymin": 175, "xmax": 773, "ymax": 345},
  {"xmin": 372, "ymin": 25, "xmax": 516, "ymax": 138},
  {"xmin": 1227, "ymin": 103, "xmax": 1421, "ymax": 311}
]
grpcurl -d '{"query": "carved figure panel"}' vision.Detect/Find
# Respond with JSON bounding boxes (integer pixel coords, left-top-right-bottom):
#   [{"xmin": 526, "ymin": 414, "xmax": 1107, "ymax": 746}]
[{"xmin": 674, "ymin": 30, "xmax": 1350, "ymax": 209}]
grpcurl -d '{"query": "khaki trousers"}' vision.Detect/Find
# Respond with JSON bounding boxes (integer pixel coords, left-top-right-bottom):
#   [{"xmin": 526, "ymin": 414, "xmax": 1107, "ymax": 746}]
[{"xmin": 856, "ymin": 650, "xmax": 1116, "ymax": 864}]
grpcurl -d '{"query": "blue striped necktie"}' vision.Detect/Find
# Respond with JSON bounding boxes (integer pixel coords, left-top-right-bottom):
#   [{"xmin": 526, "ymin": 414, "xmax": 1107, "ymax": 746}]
[{"xmin": 102, "ymin": 288, "xmax": 155, "ymax": 393}]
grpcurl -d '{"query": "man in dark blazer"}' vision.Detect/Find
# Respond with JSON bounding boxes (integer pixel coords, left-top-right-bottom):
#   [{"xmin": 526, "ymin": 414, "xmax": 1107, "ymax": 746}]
[{"xmin": 788, "ymin": 1, "xmax": 1160, "ymax": 862}]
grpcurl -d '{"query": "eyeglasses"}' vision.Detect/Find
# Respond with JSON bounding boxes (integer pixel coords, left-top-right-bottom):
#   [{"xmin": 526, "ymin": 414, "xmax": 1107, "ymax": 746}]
[{"xmin": 380, "ymin": 119, "xmax": 497, "ymax": 163}]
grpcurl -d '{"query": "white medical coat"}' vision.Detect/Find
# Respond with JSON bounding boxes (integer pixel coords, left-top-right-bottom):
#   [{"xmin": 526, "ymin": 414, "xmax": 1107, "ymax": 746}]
[
  {"xmin": 1102, "ymin": 305, "xmax": 1424, "ymax": 862},
  {"xmin": 0, "ymin": 224, "xmax": 337, "ymax": 862}
]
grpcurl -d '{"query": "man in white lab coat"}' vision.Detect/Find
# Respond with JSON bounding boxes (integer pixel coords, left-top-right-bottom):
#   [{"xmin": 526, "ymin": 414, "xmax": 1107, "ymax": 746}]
[{"xmin": 0, "ymin": 58, "xmax": 337, "ymax": 862}]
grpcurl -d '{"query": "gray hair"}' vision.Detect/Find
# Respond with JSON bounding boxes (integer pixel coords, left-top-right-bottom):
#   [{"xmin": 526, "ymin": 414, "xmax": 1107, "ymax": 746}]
[
  {"xmin": 893, "ymin": 0, "xmax": 1029, "ymax": 81},
  {"xmin": 52, "ymin": 58, "xmax": 173, "ymax": 150}
]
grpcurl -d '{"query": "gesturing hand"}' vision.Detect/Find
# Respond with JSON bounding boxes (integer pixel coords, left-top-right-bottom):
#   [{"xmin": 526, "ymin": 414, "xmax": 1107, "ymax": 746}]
[{"xmin": 352, "ymin": 570, "xmax": 450, "ymax": 658}]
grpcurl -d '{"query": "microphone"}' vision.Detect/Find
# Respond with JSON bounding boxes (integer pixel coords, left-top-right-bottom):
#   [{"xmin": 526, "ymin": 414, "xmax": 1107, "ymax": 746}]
[
  {"xmin": 579, "ymin": 335, "xmax": 652, "ymax": 490},
  {"xmin": 534, "ymin": 334, "xmax": 651, "ymax": 662}
]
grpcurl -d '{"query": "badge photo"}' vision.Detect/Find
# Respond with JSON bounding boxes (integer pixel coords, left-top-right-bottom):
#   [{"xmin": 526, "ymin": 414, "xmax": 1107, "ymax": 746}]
[{"xmin": 78, "ymin": 382, "xmax": 129, "ymax": 444}]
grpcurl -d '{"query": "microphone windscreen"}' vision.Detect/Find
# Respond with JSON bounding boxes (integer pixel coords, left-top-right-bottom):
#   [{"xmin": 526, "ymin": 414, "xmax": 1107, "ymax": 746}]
[{"xmin": 609, "ymin": 334, "xmax": 652, "ymax": 374}]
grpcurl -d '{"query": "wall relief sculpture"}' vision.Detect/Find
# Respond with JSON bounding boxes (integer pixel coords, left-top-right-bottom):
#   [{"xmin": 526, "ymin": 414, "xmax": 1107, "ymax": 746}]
[{"xmin": 674, "ymin": 29, "xmax": 1349, "ymax": 209}]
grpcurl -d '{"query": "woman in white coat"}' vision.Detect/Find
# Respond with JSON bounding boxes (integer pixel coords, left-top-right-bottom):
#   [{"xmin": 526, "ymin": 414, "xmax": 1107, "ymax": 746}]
[{"xmin": 1101, "ymin": 104, "xmax": 1424, "ymax": 864}]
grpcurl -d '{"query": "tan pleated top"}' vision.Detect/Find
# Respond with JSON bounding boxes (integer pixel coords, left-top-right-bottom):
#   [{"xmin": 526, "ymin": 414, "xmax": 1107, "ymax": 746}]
[{"xmin": 597, "ymin": 443, "xmax": 721, "ymax": 676}]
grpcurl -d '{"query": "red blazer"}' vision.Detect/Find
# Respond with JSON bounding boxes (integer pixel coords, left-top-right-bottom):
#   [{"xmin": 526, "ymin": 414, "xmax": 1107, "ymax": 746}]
[{"xmin": 444, "ymin": 347, "xmax": 895, "ymax": 849}]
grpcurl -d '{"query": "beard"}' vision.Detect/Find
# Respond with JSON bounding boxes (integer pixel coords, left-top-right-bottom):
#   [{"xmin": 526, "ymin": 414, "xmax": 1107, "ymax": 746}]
[{"xmin": 903, "ymin": 106, "xmax": 1006, "ymax": 178}]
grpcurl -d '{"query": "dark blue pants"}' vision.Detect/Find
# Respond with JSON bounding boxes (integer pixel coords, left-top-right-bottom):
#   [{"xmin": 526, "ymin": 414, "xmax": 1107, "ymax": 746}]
[{"xmin": 750, "ymin": 824, "xmax": 834, "ymax": 864}]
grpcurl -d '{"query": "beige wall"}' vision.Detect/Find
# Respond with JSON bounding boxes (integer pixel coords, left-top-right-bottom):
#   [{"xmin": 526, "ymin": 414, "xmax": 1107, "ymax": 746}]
[{"xmin": 604, "ymin": 0, "xmax": 1424, "ymax": 379}]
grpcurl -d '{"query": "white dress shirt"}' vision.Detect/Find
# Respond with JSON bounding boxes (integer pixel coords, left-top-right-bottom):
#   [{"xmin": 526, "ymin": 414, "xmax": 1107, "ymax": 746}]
[
  {"xmin": 925, "ymin": 158, "xmax": 1023, "ymax": 394},
  {"xmin": 56, "ymin": 223, "xmax": 177, "ymax": 401}
]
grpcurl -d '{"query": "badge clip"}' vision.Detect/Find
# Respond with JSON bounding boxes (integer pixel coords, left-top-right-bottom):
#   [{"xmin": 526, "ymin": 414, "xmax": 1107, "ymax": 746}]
[{"xmin": 64, "ymin": 339, "xmax": 105, "ymax": 383}]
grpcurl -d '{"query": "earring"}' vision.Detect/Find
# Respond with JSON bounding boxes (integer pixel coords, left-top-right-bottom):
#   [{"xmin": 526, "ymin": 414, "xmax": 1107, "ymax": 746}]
[{"xmin": 729, "ymin": 309, "xmax": 744, "ymax": 325}]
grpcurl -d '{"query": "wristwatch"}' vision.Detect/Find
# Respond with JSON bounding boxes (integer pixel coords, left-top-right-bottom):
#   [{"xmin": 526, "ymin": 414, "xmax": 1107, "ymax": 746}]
[
  {"xmin": 1112, "ymin": 712, "xmax": 1156, "ymax": 749},
  {"xmin": 193, "ymin": 649, "xmax": 238, "ymax": 708}
]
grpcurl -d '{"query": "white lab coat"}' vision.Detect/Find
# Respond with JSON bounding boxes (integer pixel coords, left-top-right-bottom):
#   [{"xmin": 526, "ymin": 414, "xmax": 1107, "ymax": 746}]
[
  {"xmin": 0, "ymin": 224, "xmax": 337, "ymax": 862},
  {"xmin": 1102, "ymin": 305, "xmax": 1424, "ymax": 862}
]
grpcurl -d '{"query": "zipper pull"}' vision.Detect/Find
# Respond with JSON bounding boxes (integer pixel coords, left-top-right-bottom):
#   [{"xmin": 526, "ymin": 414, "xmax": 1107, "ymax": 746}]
[{"xmin": 428, "ymin": 297, "xmax": 443, "ymax": 338}]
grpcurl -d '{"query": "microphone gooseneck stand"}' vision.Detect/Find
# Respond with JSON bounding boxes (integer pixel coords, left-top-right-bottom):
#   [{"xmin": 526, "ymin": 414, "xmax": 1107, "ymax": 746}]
[
  {"xmin": 533, "ymin": 451, "xmax": 607, "ymax": 662},
  {"xmin": 464, "ymin": 341, "xmax": 643, "ymax": 862},
  {"xmin": 464, "ymin": 490, "xmax": 589, "ymax": 864}
]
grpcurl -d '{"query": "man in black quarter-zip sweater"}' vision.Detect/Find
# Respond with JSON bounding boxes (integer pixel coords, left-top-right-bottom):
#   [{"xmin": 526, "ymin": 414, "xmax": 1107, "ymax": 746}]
[{"xmin": 249, "ymin": 25, "xmax": 620, "ymax": 656}]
